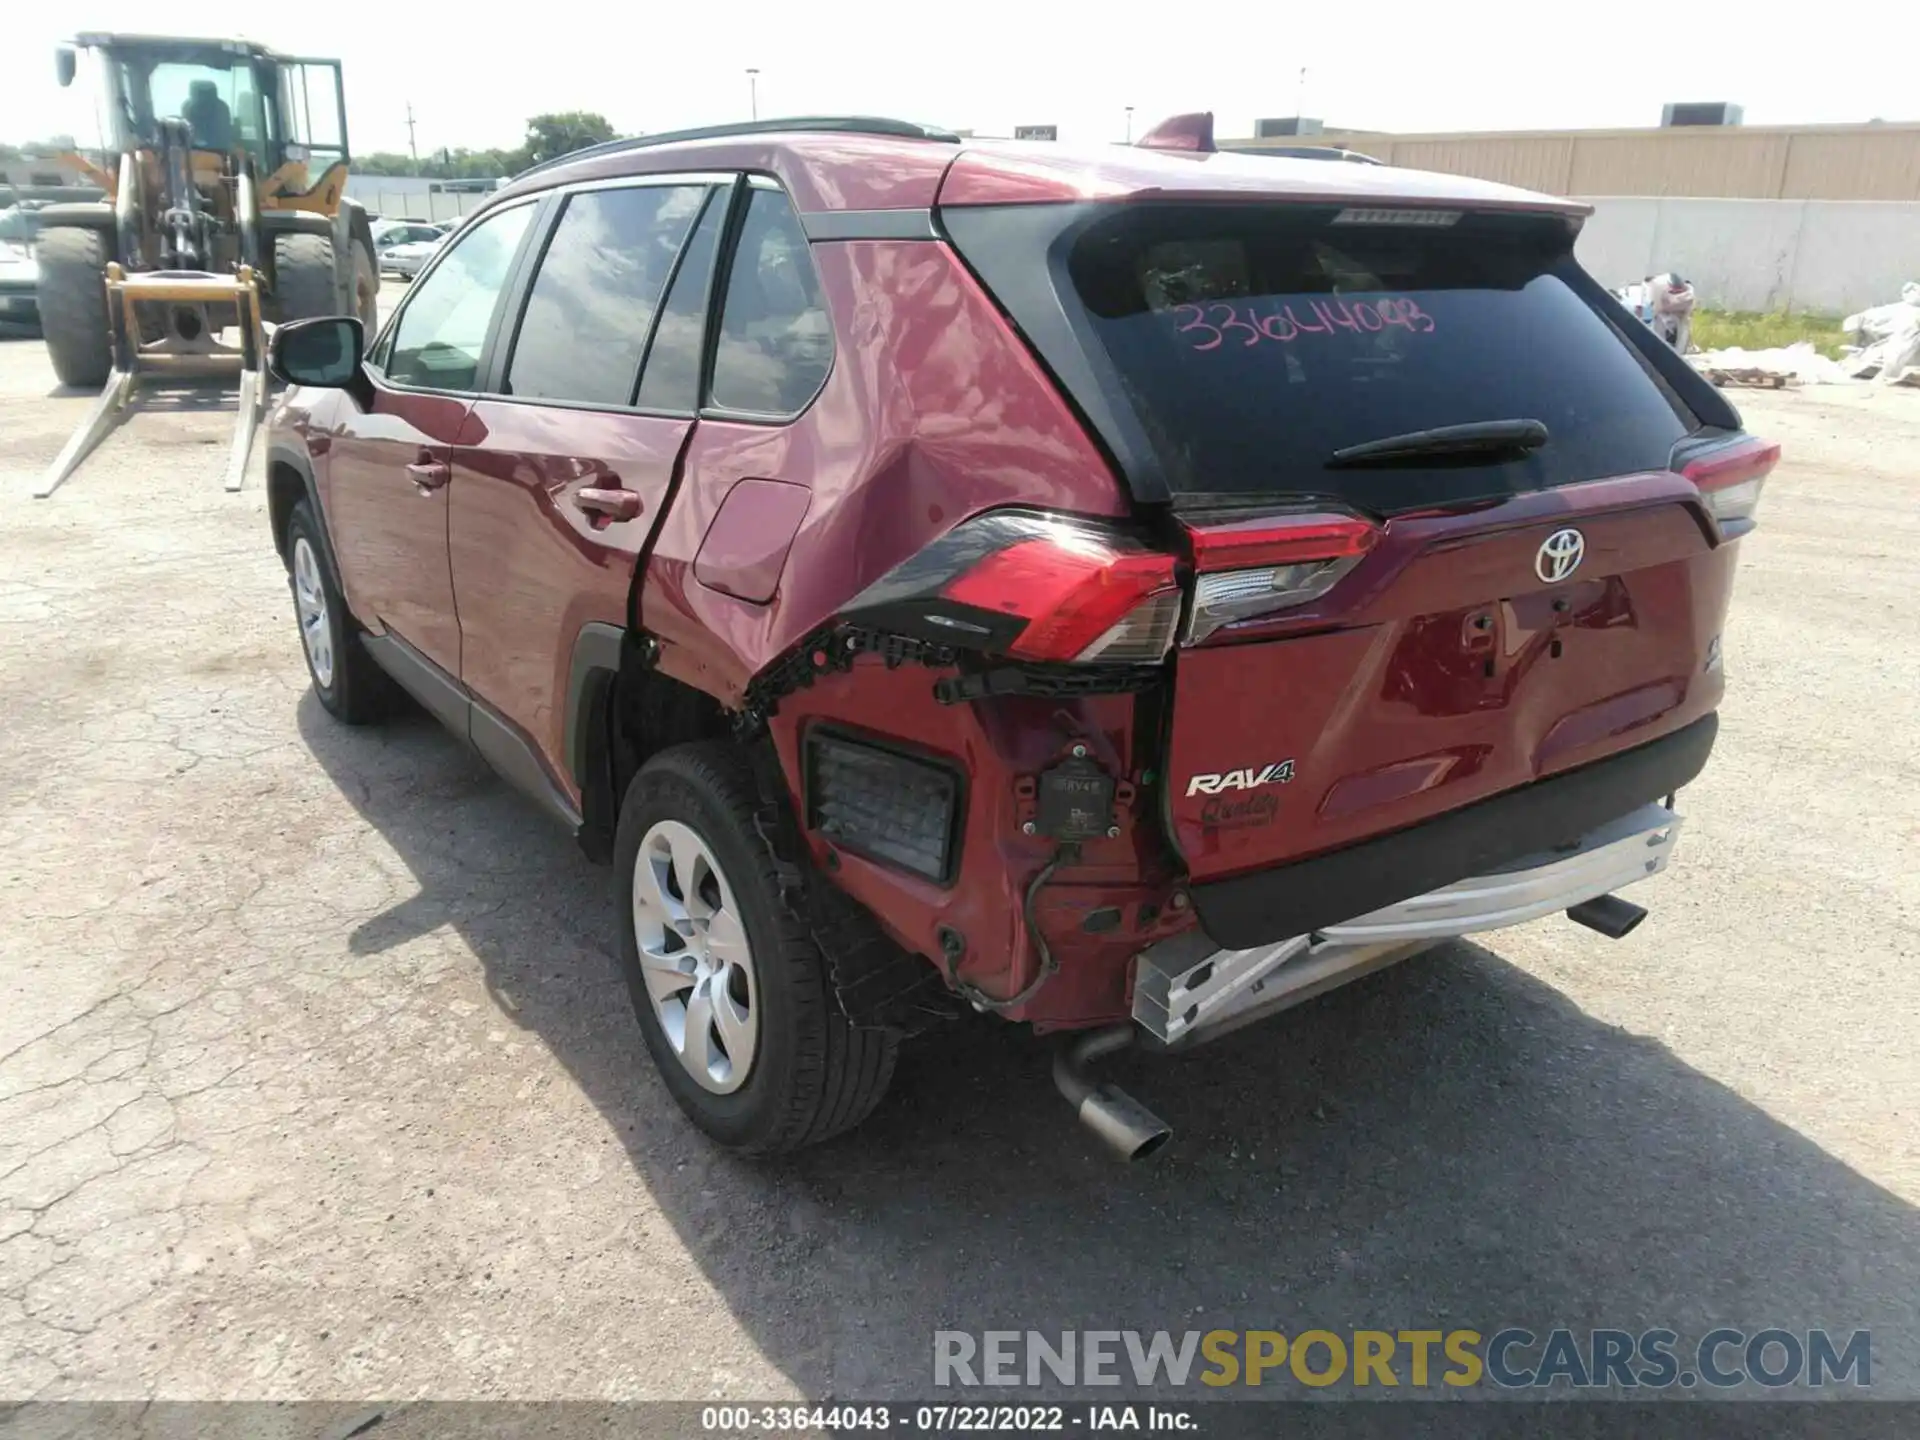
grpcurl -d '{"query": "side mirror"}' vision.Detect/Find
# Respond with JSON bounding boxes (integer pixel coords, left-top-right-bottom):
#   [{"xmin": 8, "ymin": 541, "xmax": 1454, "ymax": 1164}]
[
  {"xmin": 55, "ymin": 47, "xmax": 77, "ymax": 88},
  {"xmin": 270, "ymin": 315, "xmax": 364, "ymax": 388}
]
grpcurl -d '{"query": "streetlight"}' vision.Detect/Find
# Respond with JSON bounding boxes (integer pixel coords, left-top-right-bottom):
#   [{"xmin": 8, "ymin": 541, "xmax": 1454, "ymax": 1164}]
[
  {"xmin": 1124, "ymin": 105, "xmax": 1134, "ymax": 143},
  {"xmin": 746, "ymin": 68, "xmax": 760, "ymax": 122}
]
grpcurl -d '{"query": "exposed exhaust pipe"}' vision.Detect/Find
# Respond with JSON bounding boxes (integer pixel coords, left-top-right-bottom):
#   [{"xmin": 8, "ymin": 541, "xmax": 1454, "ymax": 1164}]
[
  {"xmin": 1052, "ymin": 1025, "xmax": 1172, "ymax": 1162},
  {"xmin": 1567, "ymin": 893, "xmax": 1648, "ymax": 940}
]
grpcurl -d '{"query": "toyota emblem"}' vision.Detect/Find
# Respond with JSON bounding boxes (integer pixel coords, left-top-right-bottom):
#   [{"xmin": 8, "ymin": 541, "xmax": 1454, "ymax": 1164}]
[{"xmin": 1535, "ymin": 528, "xmax": 1585, "ymax": 583}]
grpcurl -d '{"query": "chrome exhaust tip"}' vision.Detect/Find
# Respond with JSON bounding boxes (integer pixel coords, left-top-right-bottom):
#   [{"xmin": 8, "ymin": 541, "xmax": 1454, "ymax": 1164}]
[
  {"xmin": 1052, "ymin": 1025, "xmax": 1172, "ymax": 1162},
  {"xmin": 1567, "ymin": 893, "xmax": 1648, "ymax": 940}
]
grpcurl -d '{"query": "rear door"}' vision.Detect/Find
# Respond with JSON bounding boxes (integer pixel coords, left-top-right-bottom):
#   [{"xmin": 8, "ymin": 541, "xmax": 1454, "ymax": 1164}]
[
  {"xmin": 448, "ymin": 174, "xmax": 731, "ymax": 791},
  {"xmin": 951, "ymin": 200, "xmax": 1736, "ymax": 882},
  {"xmin": 325, "ymin": 198, "xmax": 537, "ymax": 679}
]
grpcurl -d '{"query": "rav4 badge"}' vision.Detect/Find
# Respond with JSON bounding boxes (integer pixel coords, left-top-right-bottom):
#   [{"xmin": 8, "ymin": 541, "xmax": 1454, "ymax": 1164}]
[{"xmin": 1186, "ymin": 760, "xmax": 1295, "ymax": 797}]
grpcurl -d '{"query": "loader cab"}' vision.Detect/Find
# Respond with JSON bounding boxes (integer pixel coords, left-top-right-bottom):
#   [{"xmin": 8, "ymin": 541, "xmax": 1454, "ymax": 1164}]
[{"xmin": 57, "ymin": 35, "xmax": 351, "ymax": 183}]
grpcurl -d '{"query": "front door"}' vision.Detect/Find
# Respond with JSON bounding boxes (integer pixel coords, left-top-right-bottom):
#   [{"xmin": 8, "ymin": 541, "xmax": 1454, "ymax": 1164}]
[{"xmin": 326, "ymin": 199, "xmax": 538, "ymax": 678}]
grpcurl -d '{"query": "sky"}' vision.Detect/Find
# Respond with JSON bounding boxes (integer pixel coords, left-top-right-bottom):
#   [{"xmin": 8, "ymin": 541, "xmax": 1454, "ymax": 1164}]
[{"xmin": 4, "ymin": 0, "xmax": 1914, "ymax": 157}]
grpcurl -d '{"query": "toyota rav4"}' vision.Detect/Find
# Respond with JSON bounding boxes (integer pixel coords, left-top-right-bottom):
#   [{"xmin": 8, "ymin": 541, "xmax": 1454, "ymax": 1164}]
[{"xmin": 264, "ymin": 114, "xmax": 1775, "ymax": 1160}]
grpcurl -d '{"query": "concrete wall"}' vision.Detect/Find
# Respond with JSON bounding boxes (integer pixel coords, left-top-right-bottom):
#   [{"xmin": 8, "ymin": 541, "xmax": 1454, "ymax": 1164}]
[
  {"xmin": 344, "ymin": 176, "xmax": 497, "ymax": 222},
  {"xmin": 1575, "ymin": 197, "xmax": 1920, "ymax": 314},
  {"xmin": 1236, "ymin": 122, "xmax": 1920, "ymax": 201}
]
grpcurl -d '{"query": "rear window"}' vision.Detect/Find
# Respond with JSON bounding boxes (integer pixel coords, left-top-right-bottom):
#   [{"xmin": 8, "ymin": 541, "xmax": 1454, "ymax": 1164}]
[{"xmin": 1063, "ymin": 205, "xmax": 1691, "ymax": 514}]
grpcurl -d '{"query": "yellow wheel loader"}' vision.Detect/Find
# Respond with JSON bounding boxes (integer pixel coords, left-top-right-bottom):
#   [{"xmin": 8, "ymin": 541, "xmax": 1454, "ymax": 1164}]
[{"xmin": 35, "ymin": 33, "xmax": 380, "ymax": 496}]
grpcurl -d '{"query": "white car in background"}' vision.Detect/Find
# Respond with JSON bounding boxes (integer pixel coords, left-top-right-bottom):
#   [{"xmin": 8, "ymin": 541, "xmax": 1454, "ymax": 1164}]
[
  {"xmin": 0, "ymin": 204, "xmax": 45, "ymax": 331},
  {"xmin": 378, "ymin": 222, "xmax": 455, "ymax": 280}
]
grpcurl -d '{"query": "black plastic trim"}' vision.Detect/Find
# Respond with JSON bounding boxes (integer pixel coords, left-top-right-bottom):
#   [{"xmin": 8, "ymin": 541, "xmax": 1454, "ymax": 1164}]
[
  {"xmin": 361, "ymin": 630, "xmax": 583, "ymax": 831},
  {"xmin": 264, "ymin": 441, "xmax": 332, "ymax": 570},
  {"xmin": 1189, "ymin": 714, "xmax": 1719, "ymax": 950},
  {"xmin": 472, "ymin": 696, "xmax": 584, "ymax": 830},
  {"xmin": 566, "ymin": 622, "xmax": 626, "ymax": 791},
  {"xmin": 803, "ymin": 208, "xmax": 939, "ymax": 242},
  {"xmin": 360, "ymin": 630, "xmax": 469, "ymax": 734}
]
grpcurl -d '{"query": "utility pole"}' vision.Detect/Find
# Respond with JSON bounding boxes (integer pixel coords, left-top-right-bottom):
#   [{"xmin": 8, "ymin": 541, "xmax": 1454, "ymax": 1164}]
[
  {"xmin": 1125, "ymin": 105, "xmax": 1134, "ymax": 143},
  {"xmin": 746, "ymin": 69, "xmax": 760, "ymax": 122},
  {"xmin": 406, "ymin": 101, "xmax": 419, "ymax": 167}
]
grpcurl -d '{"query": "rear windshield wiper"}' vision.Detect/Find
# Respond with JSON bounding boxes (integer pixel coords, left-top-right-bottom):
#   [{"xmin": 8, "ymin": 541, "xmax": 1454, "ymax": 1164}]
[{"xmin": 1327, "ymin": 419, "xmax": 1549, "ymax": 468}]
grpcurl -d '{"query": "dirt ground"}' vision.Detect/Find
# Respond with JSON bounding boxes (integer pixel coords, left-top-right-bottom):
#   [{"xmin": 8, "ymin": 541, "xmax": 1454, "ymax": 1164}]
[{"xmin": 1, "ymin": 315, "xmax": 1915, "ymax": 1403}]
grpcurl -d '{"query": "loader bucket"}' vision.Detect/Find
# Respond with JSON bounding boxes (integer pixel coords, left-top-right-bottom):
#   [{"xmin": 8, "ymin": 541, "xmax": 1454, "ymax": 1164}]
[{"xmin": 36, "ymin": 263, "xmax": 270, "ymax": 498}]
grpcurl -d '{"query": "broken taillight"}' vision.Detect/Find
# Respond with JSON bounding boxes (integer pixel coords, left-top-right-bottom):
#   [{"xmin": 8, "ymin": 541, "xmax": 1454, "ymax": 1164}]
[
  {"xmin": 1181, "ymin": 511, "xmax": 1379, "ymax": 643},
  {"xmin": 1682, "ymin": 434, "xmax": 1780, "ymax": 534},
  {"xmin": 841, "ymin": 510, "xmax": 1182, "ymax": 664}
]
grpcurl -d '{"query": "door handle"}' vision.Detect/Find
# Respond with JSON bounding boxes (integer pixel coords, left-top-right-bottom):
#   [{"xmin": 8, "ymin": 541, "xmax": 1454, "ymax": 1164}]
[
  {"xmin": 575, "ymin": 487, "xmax": 642, "ymax": 521},
  {"xmin": 406, "ymin": 459, "xmax": 451, "ymax": 491}
]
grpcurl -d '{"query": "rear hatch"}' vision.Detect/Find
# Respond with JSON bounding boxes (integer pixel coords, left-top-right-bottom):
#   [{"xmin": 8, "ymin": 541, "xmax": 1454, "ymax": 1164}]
[{"xmin": 944, "ymin": 195, "xmax": 1749, "ymax": 890}]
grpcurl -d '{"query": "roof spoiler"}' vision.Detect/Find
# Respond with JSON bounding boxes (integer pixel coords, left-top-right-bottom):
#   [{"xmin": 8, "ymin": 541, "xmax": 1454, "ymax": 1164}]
[{"xmin": 1136, "ymin": 112, "xmax": 1215, "ymax": 153}]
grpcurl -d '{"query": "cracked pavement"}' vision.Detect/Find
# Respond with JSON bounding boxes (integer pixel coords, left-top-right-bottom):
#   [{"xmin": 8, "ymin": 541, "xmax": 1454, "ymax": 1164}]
[{"xmin": 0, "ymin": 319, "xmax": 1915, "ymax": 1403}]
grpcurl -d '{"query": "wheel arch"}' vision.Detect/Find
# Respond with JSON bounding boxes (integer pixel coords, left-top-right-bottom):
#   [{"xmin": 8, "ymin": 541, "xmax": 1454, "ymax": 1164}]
[
  {"xmin": 567, "ymin": 624, "xmax": 734, "ymax": 864},
  {"xmin": 266, "ymin": 442, "xmax": 338, "ymax": 579}
]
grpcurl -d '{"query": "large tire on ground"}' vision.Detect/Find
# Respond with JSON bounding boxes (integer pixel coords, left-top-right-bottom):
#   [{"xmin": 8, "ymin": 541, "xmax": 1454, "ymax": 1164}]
[
  {"xmin": 351, "ymin": 239, "xmax": 379, "ymax": 333},
  {"xmin": 616, "ymin": 743, "xmax": 898, "ymax": 1154},
  {"xmin": 36, "ymin": 226, "xmax": 113, "ymax": 388},
  {"xmin": 284, "ymin": 501, "xmax": 400, "ymax": 725},
  {"xmin": 269, "ymin": 232, "xmax": 341, "ymax": 324}
]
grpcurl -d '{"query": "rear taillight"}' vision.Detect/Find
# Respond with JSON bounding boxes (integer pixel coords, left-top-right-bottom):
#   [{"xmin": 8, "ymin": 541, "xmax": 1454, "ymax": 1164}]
[
  {"xmin": 842, "ymin": 510, "xmax": 1181, "ymax": 664},
  {"xmin": 1683, "ymin": 434, "xmax": 1779, "ymax": 533},
  {"xmin": 1182, "ymin": 512, "xmax": 1379, "ymax": 643}
]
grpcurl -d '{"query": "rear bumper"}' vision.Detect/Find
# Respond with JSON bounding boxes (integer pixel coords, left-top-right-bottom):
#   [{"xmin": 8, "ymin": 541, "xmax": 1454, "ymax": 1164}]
[
  {"xmin": 1187, "ymin": 713, "xmax": 1716, "ymax": 950},
  {"xmin": 1135, "ymin": 800, "xmax": 1684, "ymax": 1047}
]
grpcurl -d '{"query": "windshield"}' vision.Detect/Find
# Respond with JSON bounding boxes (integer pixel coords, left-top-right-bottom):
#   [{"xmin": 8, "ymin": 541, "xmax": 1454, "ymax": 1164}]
[{"xmin": 109, "ymin": 46, "xmax": 272, "ymax": 163}]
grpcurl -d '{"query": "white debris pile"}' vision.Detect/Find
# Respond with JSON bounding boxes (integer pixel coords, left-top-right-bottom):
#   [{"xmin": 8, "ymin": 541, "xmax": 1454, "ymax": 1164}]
[
  {"xmin": 1688, "ymin": 343, "xmax": 1852, "ymax": 388},
  {"xmin": 1840, "ymin": 282, "xmax": 1920, "ymax": 386}
]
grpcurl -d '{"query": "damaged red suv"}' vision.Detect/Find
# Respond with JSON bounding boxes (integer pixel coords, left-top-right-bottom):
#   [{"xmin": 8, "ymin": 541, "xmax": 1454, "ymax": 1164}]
[{"xmin": 265, "ymin": 114, "xmax": 1774, "ymax": 1160}]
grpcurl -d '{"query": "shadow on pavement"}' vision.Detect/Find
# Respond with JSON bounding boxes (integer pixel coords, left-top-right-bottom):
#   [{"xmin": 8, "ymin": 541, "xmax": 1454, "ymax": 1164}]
[{"xmin": 299, "ymin": 696, "xmax": 1918, "ymax": 1400}]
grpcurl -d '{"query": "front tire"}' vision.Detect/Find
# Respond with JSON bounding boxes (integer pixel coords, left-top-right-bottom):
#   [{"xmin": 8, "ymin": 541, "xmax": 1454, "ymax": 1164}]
[
  {"xmin": 351, "ymin": 239, "xmax": 379, "ymax": 332},
  {"xmin": 36, "ymin": 226, "xmax": 113, "ymax": 388},
  {"xmin": 269, "ymin": 233, "xmax": 341, "ymax": 324},
  {"xmin": 285, "ymin": 501, "xmax": 398, "ymax": 724},
  {"xmin": 615, "ymin": 743, "xmax": 897, "ymax": 1154}
]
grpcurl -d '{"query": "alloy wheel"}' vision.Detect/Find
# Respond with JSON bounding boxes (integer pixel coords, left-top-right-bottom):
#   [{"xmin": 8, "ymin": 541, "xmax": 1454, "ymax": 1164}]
[
  {"xmin": 631, "ymin": 819, "xmax": 759, "ymax": 1094},
  {"xmin": 292, "ymin": 536, "xmax": 334, "ymax": 688}
]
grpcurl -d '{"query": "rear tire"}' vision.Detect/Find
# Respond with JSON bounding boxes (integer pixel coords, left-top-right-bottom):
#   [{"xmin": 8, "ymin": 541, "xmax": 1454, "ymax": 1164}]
[
  {"xmin": 270, "ymin": 233, "xmax": 340, "ymax": 324},
  {"xmin": 285, "ymin": 501, "xmax": 399, "ymax": 724},
  {"xmin": 36, "ymin": 226, "xmax": 113, "ymax": 388},
  {"xmin": 615, "ymin": 742, "xmax": 898, "ymax": 1154}
]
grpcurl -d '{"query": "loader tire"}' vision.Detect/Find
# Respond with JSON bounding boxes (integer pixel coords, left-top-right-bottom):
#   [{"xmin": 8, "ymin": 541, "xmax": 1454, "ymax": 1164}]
[
  {"xmin": 270, "ymin": 233, "xmax": 341, "ymax": 324},
  {"xmin": 351, "ymin": 239, "xmax": 379, "ymax": 333},
  {"xmin": 36, "ymin": 227, "xmax": 113, "ymax": 389}
]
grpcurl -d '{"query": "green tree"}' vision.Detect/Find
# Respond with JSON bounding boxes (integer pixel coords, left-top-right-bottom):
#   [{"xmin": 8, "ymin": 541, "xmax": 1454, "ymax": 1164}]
[{"xmin": 522, "ymin": 112, "xmax": 616, "ymax": 166}]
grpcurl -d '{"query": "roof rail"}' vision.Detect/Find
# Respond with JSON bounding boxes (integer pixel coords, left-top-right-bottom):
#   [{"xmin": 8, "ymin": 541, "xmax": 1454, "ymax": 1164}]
[{"xmin": 512, "ymin": 116, "xmax": 962, "ymax": 182}]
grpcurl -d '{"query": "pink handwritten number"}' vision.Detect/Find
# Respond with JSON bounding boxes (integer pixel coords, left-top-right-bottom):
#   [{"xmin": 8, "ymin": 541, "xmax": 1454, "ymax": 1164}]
[{"xmin": 1174, "ymin": 296, "xmax": 1437, "ymax": 351}]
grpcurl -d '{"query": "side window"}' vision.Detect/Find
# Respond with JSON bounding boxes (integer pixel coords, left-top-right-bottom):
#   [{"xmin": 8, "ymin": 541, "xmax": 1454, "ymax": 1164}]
[
  {"xmin": 708, "ymin": 187, "xmax": 833, "ymax": 415},
  {"xmin": 505, "ymin": 184, "xmax": 708, "ymax": 406},
  {"xmin": 383, "ymin": 203, "xmax": 534, "ymax": 391},
  {"xmin": 634, "ymin": 189, "xmax": 727, "ymax": 413}
]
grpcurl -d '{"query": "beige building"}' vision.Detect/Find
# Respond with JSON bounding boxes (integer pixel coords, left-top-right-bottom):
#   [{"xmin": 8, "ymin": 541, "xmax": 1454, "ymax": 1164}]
[{"xmin": 1230, "ymin": 121, "xmax": 1920, "ymax": 201}]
